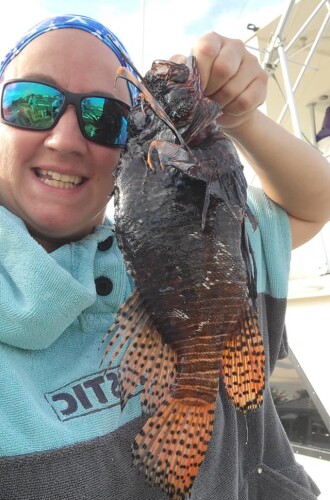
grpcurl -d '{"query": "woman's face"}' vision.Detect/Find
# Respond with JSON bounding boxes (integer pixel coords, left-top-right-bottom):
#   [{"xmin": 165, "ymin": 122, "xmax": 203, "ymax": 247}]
[{"xmin": 0, "ymin": 29, "xmax": 130, "ymax": 251}]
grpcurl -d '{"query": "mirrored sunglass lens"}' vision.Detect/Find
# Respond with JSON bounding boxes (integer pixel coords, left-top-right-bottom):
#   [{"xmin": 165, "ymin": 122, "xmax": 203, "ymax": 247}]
[
  {"xmin": 81, "ymin": 97, "xmax": 128, "ymax": 146},
  {"xmin": 2, "ymin": 81, "xmax": 63, "ymax": 129}
]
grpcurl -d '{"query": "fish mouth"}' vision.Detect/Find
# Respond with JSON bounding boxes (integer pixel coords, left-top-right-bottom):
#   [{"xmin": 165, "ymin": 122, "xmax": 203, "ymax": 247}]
[{"xmin": 34, "ymin": 168, "xmax": 86, "ymax": 189}]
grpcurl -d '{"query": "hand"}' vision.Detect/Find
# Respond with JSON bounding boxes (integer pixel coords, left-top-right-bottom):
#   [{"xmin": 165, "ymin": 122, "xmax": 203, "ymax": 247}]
[{"xmin": 172, "ymin": 32, "xmax": 268, "ymax": 130}]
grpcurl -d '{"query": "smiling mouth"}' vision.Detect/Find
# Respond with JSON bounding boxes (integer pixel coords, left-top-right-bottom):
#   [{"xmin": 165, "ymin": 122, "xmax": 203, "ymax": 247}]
[{"xmin": 34, "ymin": 169, "xmax": 85, "ymax": 189}]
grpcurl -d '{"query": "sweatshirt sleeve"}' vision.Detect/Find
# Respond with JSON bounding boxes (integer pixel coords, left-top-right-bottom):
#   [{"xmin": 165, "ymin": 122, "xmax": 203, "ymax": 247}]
[{"xmin": 246, "ymin": 186, "xmax": 292, "ymax": 299}]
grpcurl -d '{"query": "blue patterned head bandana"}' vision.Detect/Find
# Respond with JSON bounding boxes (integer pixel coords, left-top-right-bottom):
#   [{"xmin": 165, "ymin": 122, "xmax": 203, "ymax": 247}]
[{"xmin": 0, "ymin": 14, "xmax": 139, "ymax": 105}]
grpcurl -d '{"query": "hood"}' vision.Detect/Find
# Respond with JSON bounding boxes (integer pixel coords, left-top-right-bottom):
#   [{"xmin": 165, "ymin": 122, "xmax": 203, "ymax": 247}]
[{"xmin": 0, "ymin": 206, "xmax": 114, "ymax": 350}]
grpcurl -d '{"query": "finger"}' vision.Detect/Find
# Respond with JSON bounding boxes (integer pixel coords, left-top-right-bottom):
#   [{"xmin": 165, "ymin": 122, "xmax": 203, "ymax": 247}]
[
  {"xmin": 190, "ymin": 31, "xmax": 224, "ymax": 91},
  {"xmin": 169, "ymin": 54, "xmax": 187, "ymax": 64},
  {"xmin": 224, "ymin": 73, "xmax": 268, "ymax": 117},
  {"xmin": 210, "ymin": 54, "xmax": 268, "ymax": 110},
  {"xmin": 200, "ymin": 38, "xmax": 246, "ymax": 97},
  {"xmin": 217, "ymin": 79, "xmax": 268, "ymax": 129}
]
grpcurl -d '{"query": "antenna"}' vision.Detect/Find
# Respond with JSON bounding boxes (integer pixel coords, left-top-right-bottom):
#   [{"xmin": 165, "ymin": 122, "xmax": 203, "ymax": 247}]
[{"xmin": 141, "ymin": 0, "xmax": 146, "ymax": 74}]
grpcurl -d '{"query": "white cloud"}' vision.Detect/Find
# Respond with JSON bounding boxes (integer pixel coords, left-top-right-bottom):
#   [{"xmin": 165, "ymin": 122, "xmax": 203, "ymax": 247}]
[
  {"xmin": 96, "ymin": 0, "xmax": 215, "ymax": 73},
  {"xmin": 0, "ymin": 3, "xmax": 50, "ymax": 59},
  {"xmin": 0, "ymin": 0, "xmax": 287, "ymax": 74}
]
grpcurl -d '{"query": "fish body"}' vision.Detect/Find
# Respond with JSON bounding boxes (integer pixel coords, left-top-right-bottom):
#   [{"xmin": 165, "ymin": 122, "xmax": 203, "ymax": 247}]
[{"xmin": 101, "ymin": 56, "xmax": 265, "ymax": 499}]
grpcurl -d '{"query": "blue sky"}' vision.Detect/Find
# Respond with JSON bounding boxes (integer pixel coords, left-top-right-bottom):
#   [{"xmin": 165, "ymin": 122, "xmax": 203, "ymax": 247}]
[{"xmin": 0, "ymin": 0, "xmax": 288, "ymax": 73}]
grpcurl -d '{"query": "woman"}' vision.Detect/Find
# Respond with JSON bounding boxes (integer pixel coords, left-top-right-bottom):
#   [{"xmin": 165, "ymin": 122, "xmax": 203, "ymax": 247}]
[{"xmin": 0, "ymin": 14, "xmax": 329, "ymax": 500}]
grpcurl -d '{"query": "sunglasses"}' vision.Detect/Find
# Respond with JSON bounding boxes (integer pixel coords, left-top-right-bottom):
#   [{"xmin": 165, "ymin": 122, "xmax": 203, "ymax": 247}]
[{"xmin": 0, "ymin": 79, "xmax": 131, "ymax": 147}]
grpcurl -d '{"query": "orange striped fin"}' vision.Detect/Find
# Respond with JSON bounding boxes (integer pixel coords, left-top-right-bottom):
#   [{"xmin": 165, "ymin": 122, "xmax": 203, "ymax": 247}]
[
  {"xmin": 221, "ymin": 304, "xmax": 265, "ymax": 414},
  {"xmin": 119, "ymin": 317, "xmax": 177, "ymax": 414},
  {"xmin": 132, "ymin": 397, "xmax": 216, "ymax": 500},
  {"xmin": 99, "ymin": 289, "xmax": 146, "ymax": 367},
  {"xmin": 100, "ymin": 289, "xmax": 177, "ymax": 413}
]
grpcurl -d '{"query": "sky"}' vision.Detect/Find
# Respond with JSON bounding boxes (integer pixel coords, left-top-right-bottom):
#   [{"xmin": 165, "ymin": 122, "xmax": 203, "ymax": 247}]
[{"xmin": 0, "ymin": 0, "xmax": 289, "ymax": 73}]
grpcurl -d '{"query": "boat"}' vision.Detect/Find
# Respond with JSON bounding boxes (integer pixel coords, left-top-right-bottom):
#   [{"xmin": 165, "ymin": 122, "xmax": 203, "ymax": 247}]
[{"xmin": 246, "ymin": 2, "xmax": 330, "ymax": 497}]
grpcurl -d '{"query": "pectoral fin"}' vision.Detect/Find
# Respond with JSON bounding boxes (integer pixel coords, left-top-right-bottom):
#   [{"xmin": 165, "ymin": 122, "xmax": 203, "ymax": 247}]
[{"xmin": 221, "ymin": 304, "xmax": 265, "ymax": 414}]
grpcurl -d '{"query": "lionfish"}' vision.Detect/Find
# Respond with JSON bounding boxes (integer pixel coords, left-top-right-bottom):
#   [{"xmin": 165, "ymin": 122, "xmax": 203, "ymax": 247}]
[{"xmin": 101, "ymin": 55, "xmax": 265, "ymax": 499}]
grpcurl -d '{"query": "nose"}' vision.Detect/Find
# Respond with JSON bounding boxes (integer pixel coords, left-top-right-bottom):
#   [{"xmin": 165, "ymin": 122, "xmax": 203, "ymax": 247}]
[{"xmin": 44, "ymin": 105, "xmax": 88, "ymax": 154}]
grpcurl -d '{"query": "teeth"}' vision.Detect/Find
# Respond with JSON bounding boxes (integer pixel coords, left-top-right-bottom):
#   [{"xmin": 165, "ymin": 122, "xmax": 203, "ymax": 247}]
[
  {"xmin": 43, "ymin": 179, "xmax": 78, "ymax": 189},
  {"xmin": 37, "ymin": 169, "xmax": 83, "ymax": 188}
]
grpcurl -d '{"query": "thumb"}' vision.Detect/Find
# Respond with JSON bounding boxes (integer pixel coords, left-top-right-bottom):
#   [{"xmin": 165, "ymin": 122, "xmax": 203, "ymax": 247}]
[{"xmin": 169, "ymin": 54, "xmax": 187, "ymax": 64}]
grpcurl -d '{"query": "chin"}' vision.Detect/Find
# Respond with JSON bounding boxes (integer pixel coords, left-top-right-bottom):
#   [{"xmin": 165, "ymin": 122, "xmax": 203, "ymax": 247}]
[{"xmin": 26, "ymin": 220, "xmax": 94, "ymax": 250}]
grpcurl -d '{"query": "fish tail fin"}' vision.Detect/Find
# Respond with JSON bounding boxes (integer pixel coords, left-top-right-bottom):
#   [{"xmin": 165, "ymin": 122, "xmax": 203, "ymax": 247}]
[
  {"xmin": 221, "ymin": 304, "xmax": 265, "ymax": 414},
  {"xmin": 100, "ymin": 289, "xmax": 177, "ymax": 412},
  {"xmin": 133, "ymin": 397, "xmax": 216, "ymax": 499}
]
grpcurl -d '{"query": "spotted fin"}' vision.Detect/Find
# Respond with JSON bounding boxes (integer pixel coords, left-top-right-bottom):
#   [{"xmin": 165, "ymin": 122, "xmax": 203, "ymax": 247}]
[
  {"xmin": 119, "ymin": 315, "xmax": 177, "ymax": 415},
  {"xmin": 100, "ymin": 288, "xmax": 147, "ymax": 367},
  {"xmin": 132, "ymin": 397, "xmax": 216, "ymax": 500},
  {"xmin": 221, "ymin": 304, "xmax": 265, "ymax": 414},
  {"xmin": 100, "ymin": 289, "xmax": 177, "ymax": 413}
]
